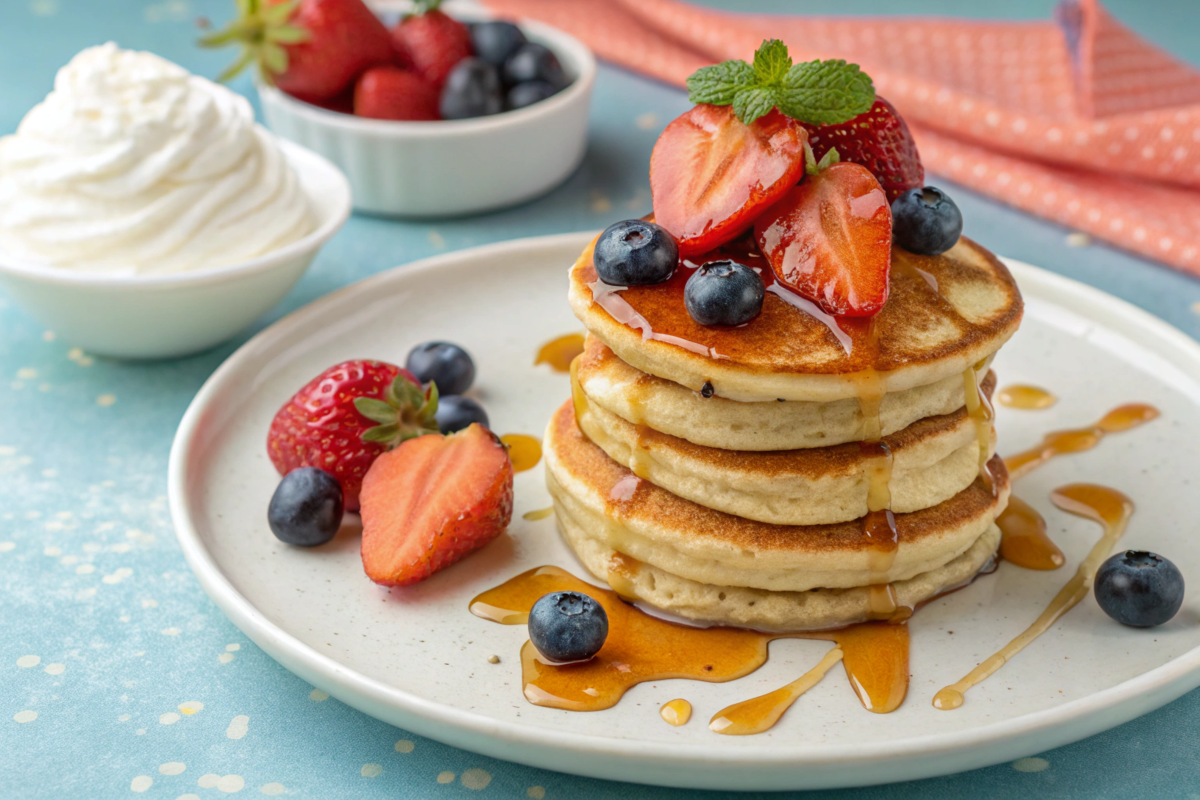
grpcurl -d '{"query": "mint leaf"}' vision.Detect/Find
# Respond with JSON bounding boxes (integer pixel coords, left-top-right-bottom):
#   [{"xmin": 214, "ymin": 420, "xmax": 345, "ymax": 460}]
[
  {"xmin": 732, "ymin": 87, "xmax": 777, "ymax": 125},
  {"xmin": 752, "ymin": 39, "xmax": 791, "ymax": 86},
  {"xmin": 686, "ymin": 60, "xmax": 755, "ymax": 106},
  {"xmin": 778, "ymin": 59, "xmax": 875, "ymax": 125}
]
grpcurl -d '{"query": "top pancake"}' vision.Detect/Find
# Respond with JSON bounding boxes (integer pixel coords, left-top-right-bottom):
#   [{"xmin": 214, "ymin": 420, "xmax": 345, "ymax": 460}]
[{"xmin": 569, "ymin": 235, "xmax": 1023, "ymax": 403}]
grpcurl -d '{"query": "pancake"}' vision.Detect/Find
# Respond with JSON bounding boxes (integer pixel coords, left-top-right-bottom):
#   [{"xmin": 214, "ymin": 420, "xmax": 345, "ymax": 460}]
[
  {"xmin": 545, "ymin": 400, "xmax": 1009, "ymax": 593},
  {"xmin": 568, "ymin": 235, "xmax": 1023, "ymax": 403},
  {"xmin": 576, "ymin": 374, "xmax": 996, "ymax": 526},
  {"xmin": 577, "ymin": 335, "xmax": 988, "ymax": 451},
  {"xmin": 560, "ymin": 514, "xmax": 1001, "ymax": 632}
]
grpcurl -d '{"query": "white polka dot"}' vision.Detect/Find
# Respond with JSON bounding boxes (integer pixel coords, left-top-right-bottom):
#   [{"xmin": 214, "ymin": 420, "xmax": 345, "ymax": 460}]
[
  {"xmin": 395, "ymin": 739, "xmax": 415, "ymax": 753},
  {"xmin": 161, "ymin": 627, "xmax": 182, "ymax": 636},
  {"xmin": 97, "ymin": 394, "xmax": 116, "ymax": 407},
  {"xmin": 16, "ymin": 368, "xmax": 37, "ymax": 380},
  {"xmin": 1013, "ymin": 757, "xmax": 1050, "ymax": 772},
  {"xmin": 160, "ymin": 712, "xmax": 181, "ymax": 725},
  {"xmin": 361, "ymin": 764, "xmax": 382, "ymax": 778},
  {"xmin": 198, "ymin": 774, "xmax": 221, "ymax": 789},
  {"xmin": 60, "ymin": 555, "xmax": 77, "ymax": 565},
  {"xmin": 179, "ymin": 795, "xmax": 202, "ymax": 800},
  {"xmin": 218, "ymin": 653, "xmax": 235, "ymax": 664},
  {"xmin": 141, "ymin": 599, "xmax": 158, "ymax": 608},
  {"xmin": 1161, "ymin": 237, "xmax": 1174, "ymax": 251},
  {"xmin": 130, "ymin": 775, "xmax": 153, "ymax": 792},
  {"xmin": 43, "ymin": 546, "xmax": 61, "ymax": 557},
  {"xmin": 75, "ymin": 588, "xmax": 96, "ymax": 601},
  {"xmin": 135, "ymin": 728, "xmax": 146, "ymax": 735},
  {"xmin": 308, "ymin": 689, "xmax": 328, "ymax": 702},
  {"xmin": 44, "ymin": 663, "xmax": 65, "ymax": 675},
  {"xmin": 225, "ymin": 644, "xmax": 240, "ymax": 652},
  {"xmin": 75, "ymin": 564, "xmax": 95, "ymax": 575},
  {"xmin": 16, "ymin": 655, "xmax": 40, "ymax": 668},
  {"xmin": 260, "ymin": 784, "xmax": 286, "ymax": 796},
  {"xmin": 160, "ymin": 762, "xmax": 186, "ymax": 776},
  {"xmin": 118, "ymin": 714, "xmax": 131, "ymax": 722},
  {"xmin": 13, "ymin": 710, "xmax": 37, "ymax": 723},
  {"xmin": 179, "ymin": 701, "xmax": 203, "ymax": 715},
  {"xmin": 217, "ymin": 774, "xmax": 244, "ymax": 793},
  {"xmin": 461, "ymin": 769, "xmax": 492, "ymax": 790},
  {"xmin": 437, "ymin": 771, "xmax": 455, "ymax": 784},
  {"xmin": 0, "ymin": 542, "xmax": 14, "ymax": 553},
  {"xmin": 102, "ymin": 567, "xmax": 133, "ymax": 584},
  {"xmin": 527, "ymin": 787, "xmax": 546, "ymax": 800},
  {"xmin": 226, "ymin": 715, "xmax": 249, "ymax": 740}
]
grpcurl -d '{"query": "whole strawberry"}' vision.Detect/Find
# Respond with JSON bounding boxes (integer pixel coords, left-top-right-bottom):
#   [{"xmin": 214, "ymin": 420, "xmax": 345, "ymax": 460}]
[
  {"xmin": 802, "ymin": 98, "xmax": 923, "ymax": 202},
  {"xmin": 390, "ymin": 0, "xmax": 472, "ymax": 91},
  {"xmin": 201, "ymin": 0, "xmax": 394, "ymax": 103},
  {"xmin": 267, "ymin": 360, "xmax": 438, "ymax": 511}
]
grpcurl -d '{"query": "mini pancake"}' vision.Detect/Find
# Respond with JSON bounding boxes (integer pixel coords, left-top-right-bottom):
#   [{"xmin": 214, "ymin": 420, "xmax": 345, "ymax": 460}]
[
  {"xmin": 545, "ymin": 400, "xmax": 1009, "ymax": 593},
  {"xmin": 568, "ymin": 235, "xmax": 1022, "ymax": 403},
  {"xmin": 576, "ymin": 336, "xmax": 987, "ymax": 451},
  {"xmin": 576, "ymin": 373, "xmax": 996, "ymax": 526}
]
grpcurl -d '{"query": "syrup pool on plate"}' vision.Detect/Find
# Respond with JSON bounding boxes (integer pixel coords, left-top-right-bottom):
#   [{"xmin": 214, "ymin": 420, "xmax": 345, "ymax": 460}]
[{"xmin": 536, "ymin": 333, "xmax": 586, "ymax": 373}]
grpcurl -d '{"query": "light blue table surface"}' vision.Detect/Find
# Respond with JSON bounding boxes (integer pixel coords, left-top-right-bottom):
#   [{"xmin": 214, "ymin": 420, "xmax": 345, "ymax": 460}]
[{"xmin": 4, "ymin": 1, "xmax": 1200, "ymax": 797}]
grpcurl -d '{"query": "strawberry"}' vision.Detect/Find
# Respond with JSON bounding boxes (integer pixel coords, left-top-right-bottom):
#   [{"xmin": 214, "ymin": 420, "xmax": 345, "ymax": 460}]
[
  {"xmin": 353, "ymin": 67, "xmax": 440, "ymax": 120},
  {"xmin": 755, "ymin": 149, "xmax": 893, "ymax": 317},
  {"xmin": 390, "ymin": 0, "xmax": 473, "ymax": 91},
  {"xmin": 201, "ymin": 0, "xmax": 394, "ymax": 103},
  {"xmin": 360, "ymin": 424, "xmax": 513, "ymax": 587},
  {"xmin": 801, "ymin": 98, "xmax": 923, "ymax": 202},
  {"xmin": 650, "ymin": 104, "xmax": 807, "ymax": 258},
  {"xmin": 267, "ymin": 360, "xmax": 438, "ymax": 511}
]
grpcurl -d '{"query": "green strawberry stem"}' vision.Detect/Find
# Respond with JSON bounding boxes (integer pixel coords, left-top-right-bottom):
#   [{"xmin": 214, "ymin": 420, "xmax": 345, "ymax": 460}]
[
  {"xmin": 198, "ymin": 0, "xmax": 309, "ymax": 84},
  {"xmin": 804, "ymin": 142, "xmax": 841, "ymax": 176},
  {"xmin": 355, "ymin": 376, "xmax": 440, "ymax": 447}
]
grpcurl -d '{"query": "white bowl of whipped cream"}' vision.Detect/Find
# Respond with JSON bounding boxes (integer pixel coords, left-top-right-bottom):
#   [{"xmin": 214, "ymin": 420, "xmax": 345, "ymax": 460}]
[{"xmin": 0, "ymin": 44, "xmax": 350, "ymax": 359}]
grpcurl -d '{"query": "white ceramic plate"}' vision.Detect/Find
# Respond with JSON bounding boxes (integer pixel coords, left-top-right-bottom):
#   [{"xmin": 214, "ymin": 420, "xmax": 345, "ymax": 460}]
[{"xmin": 168, "ymin": 232, "xmax": 1200, "ymax": 791}]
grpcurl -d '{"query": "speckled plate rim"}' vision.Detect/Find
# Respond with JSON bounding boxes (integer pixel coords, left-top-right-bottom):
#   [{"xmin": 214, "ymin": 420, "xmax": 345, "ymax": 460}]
[{"xmin": 168, "ymin": 232, "xmax": 1200, "ymax": 791}]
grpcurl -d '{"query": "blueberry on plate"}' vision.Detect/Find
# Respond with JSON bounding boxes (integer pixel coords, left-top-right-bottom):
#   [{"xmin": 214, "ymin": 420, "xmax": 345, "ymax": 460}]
[
  {"xmin": 684, "ymin": 260, "xmax": 765, "ymax": 326},
  {"xmin": 502, "ymin": 42, "xmax": 567, "ymax": 90},
  {"xmin": 528, "ymin": 591, "xmax": 609, "ymax": 662},
  {"xmin": 406, "ymin": 341, "xmax": 476, "ymax": 395},
  {"xmin": 506, "ymin": 80, "xmax": 557, "ymax": 110},
  {"xmin": 268, "ymin": 467, "xmax": 344, "ymax": 547},
  {"xmin": 471, "ymin": 20, "xmax": 527, "ymax": 68},
  {"xmin": 594, "ymin": 220, "xmax": 679, "ymax": 286},
  {"xmin": 439, "ymin": 57, "xmax": 503, "ymax": 120},
  {"xmin": 435, "ymin": 395, "xmax": 489, "ymax": 434},
  {"xmin": 1094, "ymin": 550, "xmax": 1185, "ymax": 627},
  {"xmin": 891, "ymin": 186, "xmax": 963, "ymax": 255}
]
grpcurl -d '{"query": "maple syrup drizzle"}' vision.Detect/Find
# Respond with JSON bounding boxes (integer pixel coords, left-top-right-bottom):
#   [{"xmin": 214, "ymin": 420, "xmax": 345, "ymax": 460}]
[
  {"xmin": 962, "ymin": 363, "xmax": 996, "ymax": 493},
  {"xmin": 535, "ymin": 332, "xmax": 586, "ymax": 373},
  {"xmin": 589, "ymin": 279, "xmax": 727, "ymax": 359},
  {"xmin": 569, "ymin": 355, "xmax": 589, "ymax": 430},
  {"xmin": 470, "ymin": 565, "xmax": 909, "ymax": 723},
  {"xmin": 660, "ymin": 698, "xmax": 693, "ymax": 726},
  {"xmin": 933, "ymin": 484, "xmax": 1134, "ymax": 710},
  {"xmin": 1004, "ymin": 403, "xmax": 1159, "ymax": 481},
  {"xmin": 710, "ymin": 647, "xmax": 844, "ymax": 735},
  {"xmin": 997, "ymin": 385, "xmax": 1057, "ymax": 410},
  {"xmin": 522, "ymin": 507, "xmax": 554, "ymax": 522},
  {"xmin": 996, "ymin": 495, "xmax": 1065, "ymax": 570},
  {"xmin": 501, "ymin": 434, "xmax": 542, "ymax": 473}
]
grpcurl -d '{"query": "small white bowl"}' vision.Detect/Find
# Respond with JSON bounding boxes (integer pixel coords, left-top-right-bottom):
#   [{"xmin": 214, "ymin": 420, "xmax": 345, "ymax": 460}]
[
  {"xmin": 0, "ymin": 140, "xmax": 351, "ymax": 360},
  {"xmin": 257, "ymin": 16, "xmax": 596, "ymax": 217}
]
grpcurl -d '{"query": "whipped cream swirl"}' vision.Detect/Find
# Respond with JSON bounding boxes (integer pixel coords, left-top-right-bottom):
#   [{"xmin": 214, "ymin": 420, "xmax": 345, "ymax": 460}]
[{"xmin": 0, "ymin": 43, "xmax": 313, "ymax": 275}]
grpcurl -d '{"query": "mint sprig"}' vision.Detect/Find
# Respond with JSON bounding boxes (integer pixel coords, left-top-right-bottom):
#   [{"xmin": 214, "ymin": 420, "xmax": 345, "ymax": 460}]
[{"xmin": 686, "ymin": 39, "xmax": 875, "ymax": 126}]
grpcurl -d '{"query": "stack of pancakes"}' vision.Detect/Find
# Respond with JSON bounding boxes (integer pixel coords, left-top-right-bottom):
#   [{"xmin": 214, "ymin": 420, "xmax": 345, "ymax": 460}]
[{"xmin": 544, "ymin": 236, "xmax": 1023, "ymax": 631}]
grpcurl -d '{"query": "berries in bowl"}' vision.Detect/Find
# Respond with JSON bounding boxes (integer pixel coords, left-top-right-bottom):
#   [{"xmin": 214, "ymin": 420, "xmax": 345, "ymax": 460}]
[{"xmin": 203, "ymin": 0, "xmax": 595, "ymax": 217}]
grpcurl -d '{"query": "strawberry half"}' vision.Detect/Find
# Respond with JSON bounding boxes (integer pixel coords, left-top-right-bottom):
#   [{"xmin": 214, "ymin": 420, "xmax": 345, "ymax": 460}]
[
  {"xmin": 353, "ymin": 66, "xmax": 439, "ymax": 120},
  {"xmin": 802, "ymin": 98, "xmax": 923, "ymax": 202},
  {"xmin": 360, "ymin": 424, "xmax": 514, "ymax": 587},
  {"xmin": 267, "ymin": 360, "xmax": 438, "ymax": 511},
  {"xmin": 650, "ymin": 104, "xmax": 807, "ymax": 258},
  {"xmin": 201, "ymin": 0, "xmax": 395, "ymax": 103},
  {"xmin": 390, "ymin": 0, "xmax": 473, "ymax": 91},
  {"xmin": 755, "ymin": 157, "xmax": 893, "ymax": 317}
]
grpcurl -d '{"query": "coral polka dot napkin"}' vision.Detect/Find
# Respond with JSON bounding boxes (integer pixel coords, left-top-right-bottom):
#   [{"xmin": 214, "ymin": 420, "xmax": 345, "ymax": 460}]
[{"xmin": 484, "ymin": 0, "xmax": 1200, "ymax": 276}]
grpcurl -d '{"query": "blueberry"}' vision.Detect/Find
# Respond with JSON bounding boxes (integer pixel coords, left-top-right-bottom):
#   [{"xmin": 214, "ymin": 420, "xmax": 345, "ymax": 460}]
[
  {"xmin": 406, "ymin": 341, "xmax": 475, "ymax": 395},
  {"xmin": 439, "ymin": 58, "xmax": 503, "ymax": 120},
  {"xmin": 684, "ymin": 260, "xmax": 765, "ymax": 326},
  {"xmin": 506, "ymin": 80, "xmax": 557, "ymax": 110},
  {"xmin": 528, "ymin": 591, "xmax": 608, "ymax": 662},
  {"xmin": 470, "ymin": 21, "xmax": 527, "ymax": 68},
  {"xmin": 593, "ymin": 220, "xmax": 678, "ymax": 286},
  {"xmin": 435, "ymin": 395, "xmax": 489, "ymax": 433},
  {"xmin": 267, "ymin": 468, "xmax": 343, "ymax": 547},
  {"xmin": 891, "ymin": 186, "xmax": 963, "ymax": 255},
  {"xmin": 1094, "ymin": 550, "xmax": 1184, "ymax": 627},
  {"xmin": 502, "ymin": 43, "xmax": 567, "ymax": 90}
]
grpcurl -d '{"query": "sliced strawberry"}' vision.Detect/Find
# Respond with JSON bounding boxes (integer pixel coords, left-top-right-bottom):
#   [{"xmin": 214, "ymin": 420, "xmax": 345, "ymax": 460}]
[
  {"xmin": 390, "ymin": 0, "xmax": 473, "ymax": 91},
  {"xmin": 267, "ymin": 360, "xmax": 438, "ymax": 511},
  {"xmin": 650, "ymin": 104, "xmax": 807, "ymax": 257},
  {"xmin": 802, "ymin": 98, "xmax": 923, "ymax": 202},
  {"xmin": 353, "ymin": 67, "xmax": 440, "ymax": 120},
  {"xmin": 755, "ymin": 161, "xmax": 892, "ymax": 317},
  {"xmin": 360, "ymin": 424, "xmax": 514, "ymax": 587}
]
